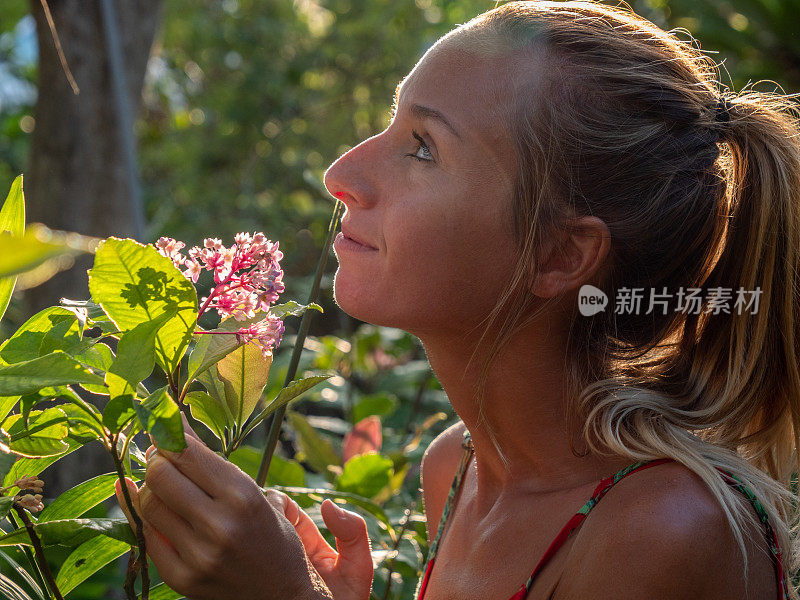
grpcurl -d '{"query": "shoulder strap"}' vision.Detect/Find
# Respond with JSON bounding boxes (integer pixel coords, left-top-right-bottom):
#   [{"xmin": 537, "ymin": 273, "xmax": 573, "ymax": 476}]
[
  {"xmin": 715, "ymin": 468, "xmax": 788, "ymax": 600},
  {"xmin": 518, "ymin": 458, "xmax": 674, "ymax": 595},
  {"xmin": 426, "ymin": 429, "xmax": 474, "ymax": 559}
]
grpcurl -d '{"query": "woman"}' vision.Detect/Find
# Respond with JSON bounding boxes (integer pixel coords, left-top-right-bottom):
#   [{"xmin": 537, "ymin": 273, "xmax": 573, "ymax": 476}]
[{"xmin": 116, "ymin": 1, "xmax": 800, "ymax": 598}]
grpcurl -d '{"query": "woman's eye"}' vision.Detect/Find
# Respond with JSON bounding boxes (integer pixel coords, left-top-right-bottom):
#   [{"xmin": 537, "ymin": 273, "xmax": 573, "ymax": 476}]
[{"xmin": 406, "ymin": 130, "xmax": 434, "ymax": 163}]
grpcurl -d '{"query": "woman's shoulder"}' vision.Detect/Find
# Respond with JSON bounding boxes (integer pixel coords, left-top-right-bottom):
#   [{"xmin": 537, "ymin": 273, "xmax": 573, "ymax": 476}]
[
  {"xmin": 554, "ymin": 460, "xmax": 778, "ymax": 600},
  {"xmin": 420, "ymin": 420, "xmax": 469, "ymax": 537}
]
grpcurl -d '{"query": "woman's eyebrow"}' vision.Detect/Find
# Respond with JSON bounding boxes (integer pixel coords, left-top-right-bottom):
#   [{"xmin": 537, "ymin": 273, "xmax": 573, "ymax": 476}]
[{"xmin": 391, "ymin": 82, "xmax": 464, "ymax": 141}]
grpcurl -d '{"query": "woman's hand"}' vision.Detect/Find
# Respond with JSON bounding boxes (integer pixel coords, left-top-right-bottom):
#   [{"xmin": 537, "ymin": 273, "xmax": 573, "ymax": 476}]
[
  {"xmin": 264, "ymin": 490, "xmax": 374, "ymax": 600},
  {"xmin": 113, "ymin": 418, "xmax": 371, "ymax": 600}
]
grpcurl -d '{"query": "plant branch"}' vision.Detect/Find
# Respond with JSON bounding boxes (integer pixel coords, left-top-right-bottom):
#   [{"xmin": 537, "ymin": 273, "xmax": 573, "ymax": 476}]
[
  {"xmin": 110, "ymin": 436, "xmax": 149, "ymax": 600},
  {"xmin": 380, "ymin": 503, "xmax": 416, "ymax": 600},
  {"xmin": 14, "ymin": 505, "xmax": 64, "ymax": 600},
  {"xmin": 39, "ymin": 0, "xmax": 79, "ymax": 94},
  {"xmin": 6, "ymin": 510, "xmax": 50, "ymax": 600},
  {"xmin": 256, "ymin": 199, "xmax": 344, "ymax": 487}
]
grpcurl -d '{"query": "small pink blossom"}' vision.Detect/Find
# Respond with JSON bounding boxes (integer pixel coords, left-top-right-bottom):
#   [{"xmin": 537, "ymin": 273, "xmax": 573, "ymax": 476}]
[
  {"xmin": 182, "ymin": 258, "xmax": 202, "ymax": 283},
  {"xmin": 235, "ymin": 314, "xmax": 285, "ymax": 358},
  {"xmin": 156, "ymin": 237, "xmax": 186, "ymax": 269},
  {"xmin": 155, "ymin": 232, "xmax": 286, "ymax": 355}
]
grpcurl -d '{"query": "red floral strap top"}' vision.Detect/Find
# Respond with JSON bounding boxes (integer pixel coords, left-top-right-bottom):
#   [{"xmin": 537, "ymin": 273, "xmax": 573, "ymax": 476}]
[{"xmin": 415, "ymin": 429, "xmax": 788, "ymax": 600}]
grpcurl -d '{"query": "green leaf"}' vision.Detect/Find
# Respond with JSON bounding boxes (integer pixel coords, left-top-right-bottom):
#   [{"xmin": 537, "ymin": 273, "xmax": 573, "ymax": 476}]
[
  {"xmin": 0, "ymin": 229, "xmax": 85, "ymax": 279},
  {"xmin": 335, "ymin": 453, "xmax": 394, "ymax": 499},
  {"xmin": 0, "ymin": 307, "xmax": 80, "ymax": 364},
  {"xmin": 0, "ymin": 396, "xmax": 19, "ymax": 424},
  {"xmin": 0, "ymin": 175, "xmax": 25, "ymax": 323},
  {"xmin": 352, "ymin": 393, "xmax": 398, "ymax": 423},
  {"xmin": 73, "ymin": 342, "xmax": 115, "ymax": 395},
  {"xmin": 184, "ymin": 312, "xmax": 267, "ymax": 384},
  {"xmin": 263, "ymin": 375, "xmax": 331, "ymax": 417},
  {"xmin": 0, "ymin": 571, "xmax": 37, "ymax": 600},
  {"xmin": 2, "ymin": 438, "xmax": 82, "ymax": 487},
  {"xmin": 134, "ymin": 387, "xmax": 186, "ymax": 453},
  {"xmin": 0, "ymin": 517, "xmax": 136, "ymax": 548},
  {"xmin": 0, "ymin": 547, "xmax": 45, "ymax": 600},
  {"xmin": 107, "ymin": 310, "xmax": 175, "ymax": 396},
  {"xmin": 242, "ymin": 375, "xmax": 332, "ymax": 439},
  {"xmin": 184, "ymin": 390, "xmax": 228, "ymax": 441},
  {"xmin": 0, "ymin": 496, "xmax": 14, "ymax": 520},
  {"xmin": 56, "ymin": 535, "xmax": 130, "ymax": 596},
  {"xmin": 216, "ymin": 341, "xmax": 272, "ymax": 427},
  {"xmin": 269, "ymin": 301, "xmax": 323, "ymax": 319},
  {"xmin": 38, "ymin": 473, "xmax": 128, "ymax": 522},
  {"xmin": 87, "ymin": 237, "xmax": 198, "ymax": 374},
  {"xmin": 0, "ymin": 352, "xmax": 105, "ymax": 396},
  {"xmin": 148, "ymin": 582, "xmax": 185, "ymax": 600},
  {"xmin": 3, "ymin": 408, "xmax": 70, "ymax": 457},
  {"xmin": 272, "ymin": 486, "xmax": 393, "ymax": 534},
  {"xmin": 102, "ymin": 394, "xmax": 136, "ymax": 433},
  {"xmin": 287, "ymin": 411, "xmax": 341, "ymax": 474},
  {"xmin": 228, "ymin": 446, "xmax": 305, "ymax": 486},
  {"xmin": 57, "ymin": 403, "xmax": 104, "ymax": 443}
]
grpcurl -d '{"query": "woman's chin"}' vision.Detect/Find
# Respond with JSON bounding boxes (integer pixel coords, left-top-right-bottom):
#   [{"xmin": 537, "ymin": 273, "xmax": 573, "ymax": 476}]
[{"xmin": 332, "ymin": 271, "xmax": 395, "ymax": 326}]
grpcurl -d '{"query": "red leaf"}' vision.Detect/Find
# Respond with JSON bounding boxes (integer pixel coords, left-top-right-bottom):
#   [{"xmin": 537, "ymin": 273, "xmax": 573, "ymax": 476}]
[{"xmin": 342, "ymin": 415, "xmax": 382, "ymax": 463}]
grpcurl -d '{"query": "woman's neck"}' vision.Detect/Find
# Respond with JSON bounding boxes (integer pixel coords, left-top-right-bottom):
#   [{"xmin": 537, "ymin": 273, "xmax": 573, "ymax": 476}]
[{"xmin": 419, "ymin": 322, "xmax": 632, "ymax": 515}]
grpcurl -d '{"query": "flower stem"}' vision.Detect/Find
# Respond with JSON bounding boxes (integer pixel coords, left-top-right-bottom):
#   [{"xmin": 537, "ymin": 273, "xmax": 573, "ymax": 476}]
[
  {"xmin": 14, "ymin": 505, "xmax": 64, "ymax": 600},
  {"xmin": 110, "ymin": 437, "xmax": 149, "ymax": 600},
  {"xmin": 256, "ymin": 199, "xmax": 344, "ymax": 487}
]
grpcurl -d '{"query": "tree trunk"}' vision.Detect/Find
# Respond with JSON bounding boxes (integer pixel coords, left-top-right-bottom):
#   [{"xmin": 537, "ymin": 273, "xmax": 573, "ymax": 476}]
[{"xmin": 24, "ymin": 0, "xmax": 163, "ymax": 493}]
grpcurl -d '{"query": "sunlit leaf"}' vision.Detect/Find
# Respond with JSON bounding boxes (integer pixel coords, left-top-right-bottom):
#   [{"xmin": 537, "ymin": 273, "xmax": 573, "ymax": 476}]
[
  {"xmin": 184, "ymin": 390, "xmax": 228, "ymax": 441},
  {"xmin": 287, "ymin": 411, "xmax": 341, "ymax": 474},
  {"xmin": 88, "ymin": 237, "xmax": 198, "ymax": 374},
  {"xmin": 0, "ymin": 352, "xmax": 105, "ymax": 396},
  {"xmin": 335, "ymin": 453, "xmax": 393, "ymax": 499},
  {"xmin": 0, "ymin": 517, "xmax": 136, "ymax": 548},
  {"xmin": 216, "ymin": 342, "xmax": 272, "ymax": 426},
  {"xmin": 56, "ymin": 535, "xmax": 130, "ymax": 596},
  {"xmin": 134, "ymin": 387, "xmax": 186, "ymax": 453},
  {"xmin": 0, "ymin": 175, "xmax": 25, "ymax": 322}
]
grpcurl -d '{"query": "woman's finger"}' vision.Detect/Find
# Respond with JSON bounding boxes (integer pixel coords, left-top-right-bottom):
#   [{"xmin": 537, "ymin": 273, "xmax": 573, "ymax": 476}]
[
  {"xmin": 145, "ymin": 452, "xmax": 215, "ymax": 521},
  {"xmin": 151, "ymin": 434, "xmax": 237, "ymax": 498},
  {"xmin": 320, "ymin": 499, "xmax": 374, "ymax": 583},
  {"xmin": 137, "ymin": 485, "xmax": 194, "ymax": 555},
  {"xmin": 139, "ymin": 519, "xmax": 194, "ymax": 593},
  {"xmin": 265, "ymin": 490, "xmax": 336, "ymax": 561}
]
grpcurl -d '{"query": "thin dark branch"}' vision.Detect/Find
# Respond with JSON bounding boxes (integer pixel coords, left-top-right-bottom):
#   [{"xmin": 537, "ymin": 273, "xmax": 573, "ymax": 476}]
[
  {"xmin": 111, "ymin": 438, "xmax": 150, "ymax": 600},
  {"xmin": 14, "ymin": 505, "xmax": 64, "ymax": 600},
  {"xmin": 39, "ymin": 0, "xmax": 79, "ymax": 94}
]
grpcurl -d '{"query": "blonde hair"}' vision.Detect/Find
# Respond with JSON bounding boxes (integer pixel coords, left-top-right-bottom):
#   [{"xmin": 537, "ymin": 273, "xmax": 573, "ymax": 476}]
[{"xmin": 440, "ymin": 0, "xmax": 800, "ymax": 593}]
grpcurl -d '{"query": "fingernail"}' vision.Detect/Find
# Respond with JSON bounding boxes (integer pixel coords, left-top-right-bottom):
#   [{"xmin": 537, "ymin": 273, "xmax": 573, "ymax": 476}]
[{"xmin": 145, "ymin": 446, "xmax": 157, "ymax": 460}]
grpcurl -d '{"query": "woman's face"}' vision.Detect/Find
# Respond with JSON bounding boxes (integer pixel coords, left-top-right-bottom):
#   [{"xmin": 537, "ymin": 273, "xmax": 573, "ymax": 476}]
[{"xmin": 324, "ymin": 41, "xmax": 531, "ymax": 337}]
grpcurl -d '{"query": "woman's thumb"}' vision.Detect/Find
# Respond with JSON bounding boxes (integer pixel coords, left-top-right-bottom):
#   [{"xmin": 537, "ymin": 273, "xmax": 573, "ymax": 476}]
[{"xmin": 320, "ymin": 499, "xmax": 373, "ymax": 578}]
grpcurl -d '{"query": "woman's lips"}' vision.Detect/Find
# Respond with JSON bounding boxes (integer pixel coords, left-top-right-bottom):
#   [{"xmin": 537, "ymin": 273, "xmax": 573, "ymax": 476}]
[{"xmin": 333, "ymin": 231, "xmax": 378, "ymax": 253}]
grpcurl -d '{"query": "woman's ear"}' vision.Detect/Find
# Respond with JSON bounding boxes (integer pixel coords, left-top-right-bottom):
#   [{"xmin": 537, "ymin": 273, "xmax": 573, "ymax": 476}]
[{"xmin": 530, "ymin": 216, "xmax": 611, "ymax": 298}]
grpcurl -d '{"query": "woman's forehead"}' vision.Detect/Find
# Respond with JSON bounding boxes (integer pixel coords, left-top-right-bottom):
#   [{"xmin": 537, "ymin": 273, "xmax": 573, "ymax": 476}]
[{"xmin": 398, "ymin": 43, "xmax": 544, "ymax": 136}]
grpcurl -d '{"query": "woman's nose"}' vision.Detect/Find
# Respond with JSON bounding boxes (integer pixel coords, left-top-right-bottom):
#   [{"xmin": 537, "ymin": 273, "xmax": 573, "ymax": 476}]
[{"xmin": 323, "ymin": 135, "xmax": 380, "ymax": 208}]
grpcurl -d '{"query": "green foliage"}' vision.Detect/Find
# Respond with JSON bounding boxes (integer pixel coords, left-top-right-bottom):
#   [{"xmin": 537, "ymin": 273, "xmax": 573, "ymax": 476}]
[
  {"xmin": 0, "ymin": 175, "xmax": 24, "ymax": 322},
  {"xmin": 56, "ymin": 536, "xmax": 130, "ymax": 596},
  {"xmin": 88, "ymin": 237, "xmax": 198, "ymax": 373},
  {"xmin": 336, "ymin": 453, "xmax": 394, "ymax": 499},
  {"xmin": 0, "ymin": 518, "xmax": 136, "ymax": 548},
  {"xmin": 133, "ymin": 387, "xmax": 186, "ymax": 454}
]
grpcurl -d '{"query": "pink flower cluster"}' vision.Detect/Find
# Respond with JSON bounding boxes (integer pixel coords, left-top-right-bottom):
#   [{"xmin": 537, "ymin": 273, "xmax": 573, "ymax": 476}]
[{"xmin": 155, "ymin": 233, "xmax": 286, "ymax": 357}]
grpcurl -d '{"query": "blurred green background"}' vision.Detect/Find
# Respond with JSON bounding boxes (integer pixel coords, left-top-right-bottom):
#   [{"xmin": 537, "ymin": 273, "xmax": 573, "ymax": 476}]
[{"xmin": 0, "ymin": 0, "xmax": 798, "ymax": 598}]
